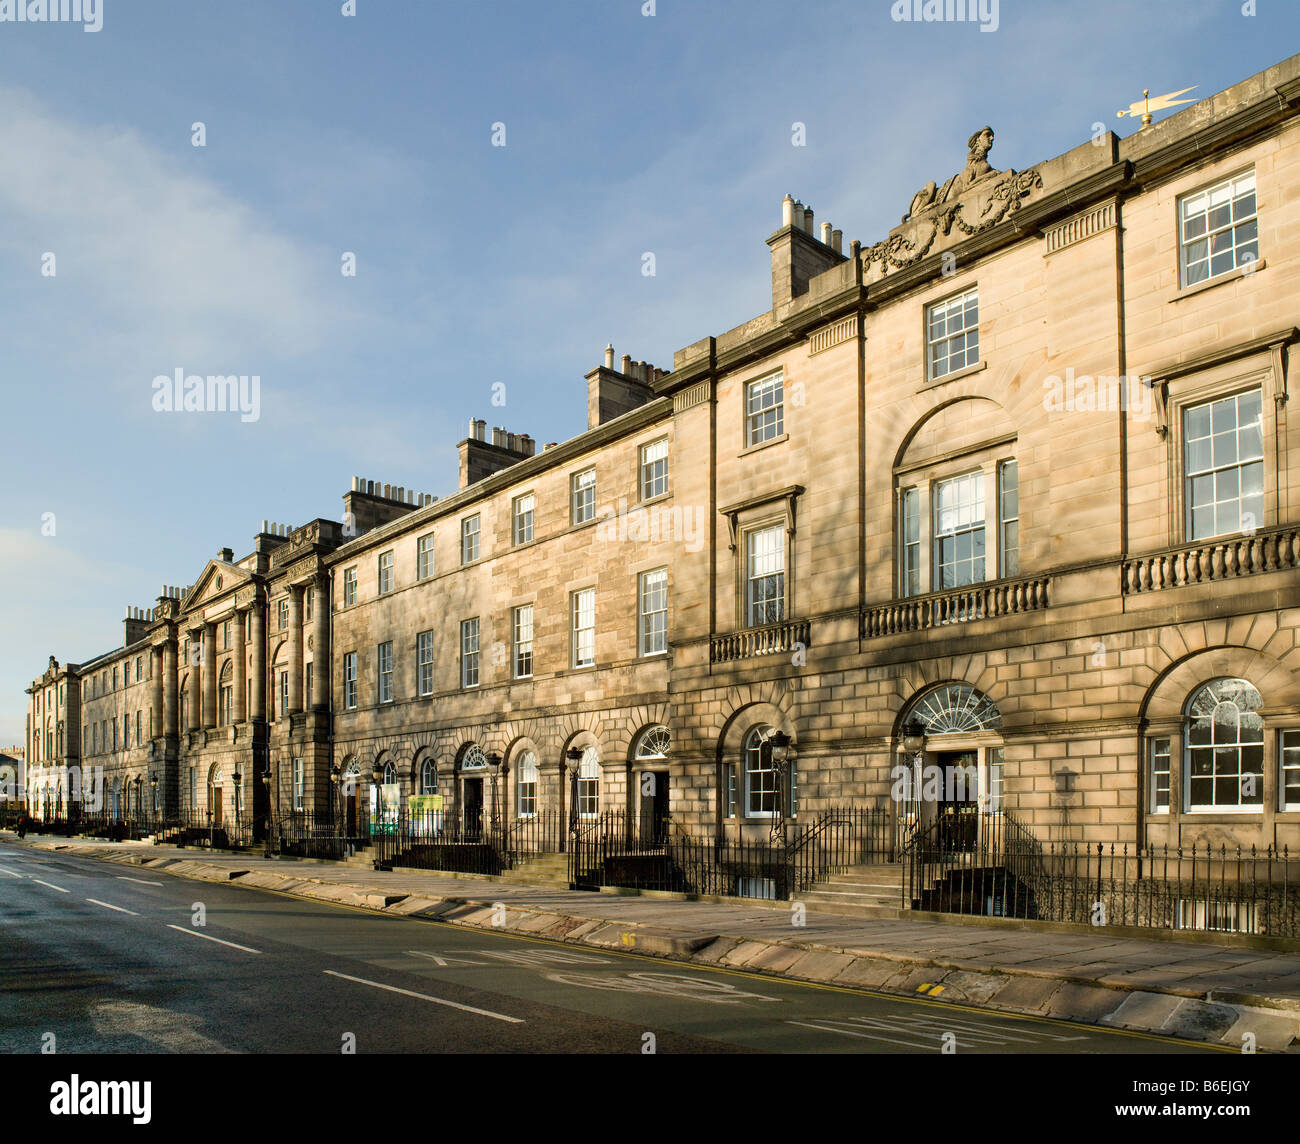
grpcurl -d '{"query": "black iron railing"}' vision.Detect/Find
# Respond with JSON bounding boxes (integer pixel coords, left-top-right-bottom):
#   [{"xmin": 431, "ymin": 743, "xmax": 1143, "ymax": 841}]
[
  {"xmin": 902, "ymin": 809, "xmax": 1300, "ymax": 937},
  {"xmin": 786, "ymin": 807, "xmax": 895, "ymax": 895},
  {"xmin": 276, "ymin": 808, "xmax": 370, "ymax": 860}
]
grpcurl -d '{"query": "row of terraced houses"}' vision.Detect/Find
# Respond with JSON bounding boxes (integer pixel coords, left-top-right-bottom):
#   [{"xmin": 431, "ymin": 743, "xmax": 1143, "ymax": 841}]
[{"xmin": 18, "ymin": 56, "xmax": 1300, "ymax": 924}]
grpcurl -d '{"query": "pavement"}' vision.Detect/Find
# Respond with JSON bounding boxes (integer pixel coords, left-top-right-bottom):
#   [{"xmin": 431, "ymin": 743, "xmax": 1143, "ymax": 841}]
[{"xmin": 10, "ymin": 831, "xmax": 1300, "ymax": 1051}]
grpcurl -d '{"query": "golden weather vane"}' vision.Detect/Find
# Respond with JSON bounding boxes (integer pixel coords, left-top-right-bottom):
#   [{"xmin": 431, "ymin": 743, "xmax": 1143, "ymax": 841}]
[{"xmin": 1117, "ymin": 86, "xmax": 1198, "ymax": 127}]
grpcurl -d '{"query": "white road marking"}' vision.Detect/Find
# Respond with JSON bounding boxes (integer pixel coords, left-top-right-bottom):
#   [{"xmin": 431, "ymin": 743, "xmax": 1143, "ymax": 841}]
[
  {"xmin": 30, "ymin": 879, "xmax": 69, "ymax": 893},
  {"xmin": 323, "ymin": 969, "xmax": 524, "ymax": 1024},
  {"xmin": 0, "ymin": 866, "xmax": 21, "ymax": 878},
  {"xmin": 165, "ymin": 924, "xmax": 261, "ymax": 954},
  {"xmin": 408, "ymin": 951, "xmax": 490, "ymax": 967},
  {"xmin": 86, "ymin": 898, "xmax": 139, "ymax": 916},
  {"xmin": 116, "ymin": 876, "xmax": 164, "ymax": 887}
]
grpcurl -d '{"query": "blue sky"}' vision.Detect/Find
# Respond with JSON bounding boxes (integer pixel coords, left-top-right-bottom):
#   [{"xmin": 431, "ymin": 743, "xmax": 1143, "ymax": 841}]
[{"xmin": 1, "ymin": 0, "xmax": 1296, "ymax": 745}]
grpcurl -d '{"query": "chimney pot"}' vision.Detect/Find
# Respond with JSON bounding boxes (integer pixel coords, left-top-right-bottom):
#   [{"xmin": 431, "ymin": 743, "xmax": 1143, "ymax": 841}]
[
  {"xmin": 820, "ymin": 221, "xmax": 833, "ymax": 245},
  {"xmin": 621, "ymin": 353, "xmax": 632, "ymax": 375},
  {"xmin": 832, "ymin": 228, "xmax": 843, "ymax": 254},
  {"xmin": 782, "ymin": 194, "xmax": 795, "ymax": 228},
  {"xmin": 604, "ymin": 344, "xmax": 615, "ymax": 369},
  {"xmin": 803, "ymin": 205, "xmax": 814, "ymax": 233}
]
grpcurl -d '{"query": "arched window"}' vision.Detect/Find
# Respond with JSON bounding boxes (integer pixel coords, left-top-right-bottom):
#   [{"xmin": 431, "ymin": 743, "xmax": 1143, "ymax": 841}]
[
  {"xmin": 419, "ymin": 758, "xmax": 437, "ymax": 795},
  {"xmin": 578, "ymin": 747, "xmax": 599, "ymax": 817},
  {"xmin": 1185, "ymin": 679, "xmax": 1264, "ymax": 811},
  {"xmin": 738, "ymin": 726, "xmax": 796, "ymax": 820},
  {"xmin": 905, "ymin": 684, "xmax": 1002, "ymax": 734},
  {"xmin": 382, "ymin": 761, "xmax": 398, "ymax": 786},
  {"xmin": 634, "ymin": 725, "xmax": 670, "ymax": 763},
  {"xmin": 516, "ymin": 751, "xmax": 538, "ymax": 816}
]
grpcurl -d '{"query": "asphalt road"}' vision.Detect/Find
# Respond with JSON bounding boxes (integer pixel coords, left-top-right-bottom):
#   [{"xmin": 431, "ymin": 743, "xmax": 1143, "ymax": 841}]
[{"xmin": 0, "ymin": 839, "xmax": 1222, "ymax": 1054}]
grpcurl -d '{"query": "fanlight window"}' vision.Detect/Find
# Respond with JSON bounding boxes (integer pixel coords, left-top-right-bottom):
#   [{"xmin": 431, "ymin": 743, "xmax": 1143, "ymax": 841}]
[
  {"xmin": 462, "ymin": 744, "xmax": 487, "ymax": 771},
  {"xmin": 1185, "ymin": 678, "xmax": 1264, "ymax": 811},
  {"xmin": 907, "ymin": 684, "xmax": 1002, "ymax": 734},
  {"xmin": 634, "ymin": 725, "xmax": 671, "ymax": 762}
]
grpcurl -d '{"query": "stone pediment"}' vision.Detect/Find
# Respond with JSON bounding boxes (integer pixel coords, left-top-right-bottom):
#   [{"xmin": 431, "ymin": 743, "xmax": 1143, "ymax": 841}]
[
  {"xmin": 181, "ymin": 560, "xmax": 253, "ymax": 617},
  {"xmin": 863, "ymin": 126, "xmax": 1043, "ymax": 283}
]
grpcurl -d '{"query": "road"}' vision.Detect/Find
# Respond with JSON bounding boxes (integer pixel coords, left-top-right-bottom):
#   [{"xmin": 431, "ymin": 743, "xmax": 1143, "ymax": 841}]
[{"xmin": 0, "ymin": 839, "xmax": 1221, "ymax": 1054}]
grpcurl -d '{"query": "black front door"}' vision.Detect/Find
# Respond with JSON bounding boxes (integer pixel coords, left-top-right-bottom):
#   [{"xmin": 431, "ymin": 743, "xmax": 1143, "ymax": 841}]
[
  {"xmin": 464, "ymin": 778, "xmax": 483, "ymax": 838},
  {"xmin": 639, "ymin": 771, "xmax": 669, "ymax": 843},
  {"xmin": 935, "ymin": 751, "xmax": 977, "ymax": 851}
]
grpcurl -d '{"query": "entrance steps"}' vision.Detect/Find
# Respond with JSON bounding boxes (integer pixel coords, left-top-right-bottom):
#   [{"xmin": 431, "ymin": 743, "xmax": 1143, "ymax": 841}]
[
  {"xmin": 800, "ymin": 863, "xmax": 907, "ymax": 916},
  {"xmin": 505, "ymin": 852, "xmax": 571, "ymax": 887}
]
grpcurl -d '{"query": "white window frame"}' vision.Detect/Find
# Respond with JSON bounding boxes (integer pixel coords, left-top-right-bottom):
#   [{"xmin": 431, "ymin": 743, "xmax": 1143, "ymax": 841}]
[
  {"xmin": 1280, "ymin": 730, "xmax": 1300, "ymax": 812},
  {"xmin": 517, "ymin": 751, "xmax": 538, "ymax": 817},
  {"xmin": 745, "ymin": 525, "xmax": 786, "ymax": 628},
  {"xmin": 461, "ymin": 515, "xmax": 481, "ymax": 564},
  {"xmin": 1184, "ymin": 679, "xmax": 1265, "ymax": 813},
  {"xmin": 1149, "ymin": 737, "xmax": 1171, "ymax": 814},
  {"xmin": 461, "ymin": 618, "xmax": 480, "ymax": 688},
  {"xmin": 933, "ymin": 470, "xmax": 986, "ymax": 590},
  {"xmin": 638, "ymin": 568, "xmax": 668, "ymax": 656},
  {"xmin": 377, "ymin": 641, "xmax": 394, "ymax": 704},
  {"xmin": 572, "ymin": 588, "xmax": 596, "ymax": 668},
  {"xmin": 571, "ymin": 468, "xmax": 596, "ymax": 525},
  {"xmin": 416, "ymin": 533, "xmax": 435, "ymax": 580},
  {"xmin": 343, "ymin": 652, "xmax": 357, "ymax": 710},
  {"xmin": 417, "ymin": 631, "xmax": 435, "ymax": 697},
  {"xmin": 745, "ymin": 372, "xmax": 784, "ymax": 447},
  {"xmin": 1178, "ymin": 169, "xmax": 1258, "ymax": 288},
  {"xmin": 377, "ymin": 550, "xmax": 395, "ymax": 595},
  {"xmin": 292, "ymin": 757, "xmax": 305, "ymax": 811},
  {"xmin": 639, "ymin": 439, "xmax": 669, "ymax": 501},
  {"xmin": 925, "ymin": 286, "xmax": 979, "ymax": 382},
  {"xmin": 343, "ymin": 567, "xmax": 357, "ymax": 607},
  {"xmin": 1183, "ymin": 388, "xmax": 1264, "ymax": 542},
  {"xmin": 578, "ymin": 746, "xmax": 599, "ymax": 818},
  {"xmin": 513, "ymin": 604, "xmax": 534, "ymax": 679},
  {"xmin": 512, "ymin": 493, "xmax": 535, "ymax": 546}
]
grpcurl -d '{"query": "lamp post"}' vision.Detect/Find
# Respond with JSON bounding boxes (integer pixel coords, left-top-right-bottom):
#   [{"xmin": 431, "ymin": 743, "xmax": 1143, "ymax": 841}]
[
  {"xmin": 487, "ymin": 753, "xmax": 502, "ymax": 833},
  {"xmin": 900, "ymin": 718, "xmax": 926, "ymax": 847},
  {"xmin": 149, "ymin": 772, "xmax": 158, "ymax": 833},
  {"xmin": 329, "ymin": 762, "xmax": 342, "ymax": 854},
  {"xmin": 261, "ymin": 766, "xmax": 273, "ymax": 858},
  {"xmin": 371, "ymin": 766, "xmax": 383, "ymax": 839},
  {"xmin": 565, "ymin": 748, "xmax": 583, "ymax": 844},
  {"xmin": 232, "ymin": 771, "xmax": 242, "ymax": 845},
  {"xmin": 769, "ymin": 731, "xmax": 791, "ymax": 847}
]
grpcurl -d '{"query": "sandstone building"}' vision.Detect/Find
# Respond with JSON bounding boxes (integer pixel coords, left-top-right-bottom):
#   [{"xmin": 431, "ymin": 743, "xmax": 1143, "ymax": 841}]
[{"xmin": 23, "ymin": 55, "xmax": 1300, "ymax": 875}]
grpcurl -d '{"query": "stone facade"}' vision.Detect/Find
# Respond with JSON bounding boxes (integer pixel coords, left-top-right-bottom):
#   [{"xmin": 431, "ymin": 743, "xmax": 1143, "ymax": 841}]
[{"xmin": 21, "ymin": 53, "xmax": 1300, "ymax": 858}]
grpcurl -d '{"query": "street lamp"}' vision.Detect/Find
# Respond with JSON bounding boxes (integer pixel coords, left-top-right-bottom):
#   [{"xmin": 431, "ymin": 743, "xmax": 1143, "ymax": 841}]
[
  {"xmin": 232, "ymin": 771, "xmax": 243, "ymax": 843},
  {"xmin": 900, "ymin": 718, "xmax": 926, "ymax": 846},
  {"xmin": 261, "ymin": 766, "xmax": 273, "ymax": 858},
  {"xmin": 487, "ymin": 753, "xmax": 502, "ymax": 832},
  {"xmin": 565, "ymin": 748, "xmax": 584, "ymax": 840},
  {"xmin": 769, "ymin": 731, "xmax": 791, "ymax": 846},
  {"xmin": 149, "ymin": 772, "xmax": 158, "ymax": 832}
]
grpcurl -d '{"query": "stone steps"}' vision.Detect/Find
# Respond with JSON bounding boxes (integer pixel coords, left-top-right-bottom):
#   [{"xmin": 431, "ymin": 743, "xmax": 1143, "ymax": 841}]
[{"xmin": 801, "ymin": 863, "xmax": 907, "ymax": 914}]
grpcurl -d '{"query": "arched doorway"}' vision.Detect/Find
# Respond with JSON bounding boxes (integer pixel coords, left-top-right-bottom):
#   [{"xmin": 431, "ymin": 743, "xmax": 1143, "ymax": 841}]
[
  {"xmin": 896, "ymin": 683, "xmax": 1004, "ymax": 852},
  {"xmin": 341, "ymin": 757, "xmax": 361, "ymax": 836},
  {"xmin": 458, "ymin": 744, "xmax": 487, "ymax": 837},
  {"xmin": 208, "ymin": 763, "xmax": 225, "ymax": 828},
  {"xmin": 632, "ymin": 725, "xmax": 671, "ymax": 842}
]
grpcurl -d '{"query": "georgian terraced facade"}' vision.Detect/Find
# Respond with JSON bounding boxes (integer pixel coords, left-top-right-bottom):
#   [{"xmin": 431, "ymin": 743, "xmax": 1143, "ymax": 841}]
[{"xmin": 22, "ymin": 54, "xmax": 1300, "ymax": 858}]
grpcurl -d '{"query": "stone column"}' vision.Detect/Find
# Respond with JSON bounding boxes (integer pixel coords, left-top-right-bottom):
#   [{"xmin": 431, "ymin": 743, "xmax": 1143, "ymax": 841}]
[
  {"xmin": 250, "ymin": 602, "xmax": 267, "ymax": 721},
  {"xmin": 233, "ymin": 609, "xmax": 247, "ymax": 723},
  {"xmin": 288, "ymin": 585, "xmax": 304, "ymax": 714},
  {"xmin": 186, "ymin": 629, "xmax": 201, "ymax": 731},
  {"xmin": 202, "ymin": 622, "xmax": 218, "ymax": 728},
  {"xmin": 162, "ymin": 638, "xmax": 178, "ymax": 738},
  {"xmin": 313, "ymin": 575, "xmax": 330, "ymax": 711},
  {"xmin": 150, "ymin": 646, "xmax": 164, "ymax": 739}
]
